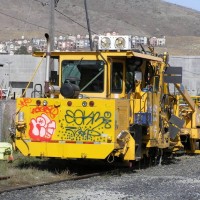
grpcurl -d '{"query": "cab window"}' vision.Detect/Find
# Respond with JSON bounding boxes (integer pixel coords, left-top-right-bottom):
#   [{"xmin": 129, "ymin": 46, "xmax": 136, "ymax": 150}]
[
  {"xmin": 61, "ymin": 60, "xmax": 104, "ymax": 93},
  {"xmin": 111, "ymin": 62, "xmax": 123, "ymax": 93}
]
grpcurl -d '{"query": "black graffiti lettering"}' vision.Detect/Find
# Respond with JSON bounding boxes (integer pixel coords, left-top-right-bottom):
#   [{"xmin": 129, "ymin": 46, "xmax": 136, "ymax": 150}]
[
  {"xmin": 65, "ymin": 110, "xmax": 111, "ymax": 127},
  {"xmin": 64, "ymin": 110, "xmax": 112, "ymax": 140},
  {"xmin": 66, "ymin": 127, "xmax": 101, "ymax": 140}
]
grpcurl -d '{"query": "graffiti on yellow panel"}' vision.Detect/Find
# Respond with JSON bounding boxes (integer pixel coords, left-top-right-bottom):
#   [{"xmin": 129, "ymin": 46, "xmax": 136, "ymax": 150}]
[
  {"xmin": 18, "ymin": 98, "xmax": 32, "ymax": 108},
  {"xmin": 31, "ymin": 105, "xmax": 59, "ymax": 119},
  {"xmin": 63, "ymin": 110, "xmax": 112, "ymax": 141},
  {"xmin": 29, "ymin": 113, "xmax": 56, "ymax": 141}
]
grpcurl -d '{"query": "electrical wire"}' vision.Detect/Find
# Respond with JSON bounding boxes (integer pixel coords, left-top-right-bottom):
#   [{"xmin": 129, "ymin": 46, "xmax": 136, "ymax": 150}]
[
  {"xmin": 171, "ymin": 56, "xmax": 200, "ymax": 59},
  {"xmin": 182, "ymin": 69, "xmax": 200, "ymax": 76},
  {"xmin": 32, "ymin": 0, "xmax": 97, "ymax": 34},
  {"xmin": 22, "ymin": 0, "xmax": 33, "ymax": 37},
  {"xmin": 55, "ymin": 8, "xmax": 97, "ymax": 34},
  {"xmin": 33, "ymin": 0, "xmax": 43, "ymax": 3},
  {"xmin": 0, "ymin": 9, "xmax": 66, "ymax": 35}
]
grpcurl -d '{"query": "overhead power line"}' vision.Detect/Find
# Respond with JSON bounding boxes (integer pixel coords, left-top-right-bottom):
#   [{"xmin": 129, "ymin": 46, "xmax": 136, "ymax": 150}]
[
  {"xmin": 183, "ymin": 69, "xmax": 200, "ymax": 76},
  {"xmin": 0, "ymin": 9, "xmax": 66, "ymax": 35},
  {"xmin": 32, "ymin": 0, "xmax": 96, "ymax": 34},
  {"xmin": 22, "ymin": 0, "xmax": 33, "ymax": 37},
  {"xmin": 32, "ymin": 0, "xmax": 44, "ymax": 4},
  {"xmin": 0, "ymin": 0, "xmax": 98, "ymax": 38},
  {"xmin": 55, "ymin": 8, "xmax": 97, "ymax": 34}
]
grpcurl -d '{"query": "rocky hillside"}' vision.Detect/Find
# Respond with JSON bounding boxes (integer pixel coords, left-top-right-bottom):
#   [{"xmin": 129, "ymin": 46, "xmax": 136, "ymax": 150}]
[{"xmin": 1, "ymin": 0, "xmax": 200, "ymax": 55}]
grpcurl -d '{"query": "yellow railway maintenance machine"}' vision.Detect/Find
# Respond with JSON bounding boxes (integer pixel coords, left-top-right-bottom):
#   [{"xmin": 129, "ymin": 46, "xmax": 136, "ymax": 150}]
[{"xmin": 14, "ymin": 34, "xmax": 200, "ymax": 164}]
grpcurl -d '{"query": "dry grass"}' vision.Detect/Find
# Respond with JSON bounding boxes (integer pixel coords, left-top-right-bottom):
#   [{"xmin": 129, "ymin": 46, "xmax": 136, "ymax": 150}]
[{"xmin": 0, "ymin": 152, "xmax": 73, "ymax": 191}]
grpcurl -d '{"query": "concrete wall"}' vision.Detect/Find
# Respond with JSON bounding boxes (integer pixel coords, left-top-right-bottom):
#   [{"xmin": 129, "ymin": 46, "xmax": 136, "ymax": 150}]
[
  {"xmin": 0, "ymin": 55, "xmax": 199, "ymax": 97},
  {"xmin": 0, "ymin": 55, "xmax": 47, "ymax": 98},
  {"xmin": 169, "ymin": 56, "xmax": 200, "ymax": 96}
]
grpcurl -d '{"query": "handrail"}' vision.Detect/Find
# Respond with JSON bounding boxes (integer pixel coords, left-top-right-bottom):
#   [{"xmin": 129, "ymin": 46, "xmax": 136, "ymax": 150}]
[{"xmin": 21, "ymin": 53, "xmax": 45, "ymax": 97}]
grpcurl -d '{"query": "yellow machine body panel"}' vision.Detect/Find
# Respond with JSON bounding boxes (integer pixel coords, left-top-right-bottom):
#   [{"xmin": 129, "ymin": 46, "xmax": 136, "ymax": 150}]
[{"xmin": 15, "ymin": 98, "xmax": 135, "ymax": 160}]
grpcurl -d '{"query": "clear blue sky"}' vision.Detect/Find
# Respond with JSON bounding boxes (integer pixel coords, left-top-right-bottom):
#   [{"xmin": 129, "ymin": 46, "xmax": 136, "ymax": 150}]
[{"xmin": 164, "ymin": 0, "xmax": 200, "ymax": 11}]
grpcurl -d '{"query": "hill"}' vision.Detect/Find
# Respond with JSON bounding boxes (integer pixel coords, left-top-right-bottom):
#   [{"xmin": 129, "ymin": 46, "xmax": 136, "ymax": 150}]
[{"xmin": 1, "ymin": 0, "xmax": 200, "ymax": 55}]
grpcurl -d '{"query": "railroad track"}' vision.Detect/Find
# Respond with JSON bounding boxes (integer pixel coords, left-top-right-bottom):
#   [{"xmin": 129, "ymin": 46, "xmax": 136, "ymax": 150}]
[
  {"xmin": 0, "ymin": 155, "xmax": 176, "ymax": 194},
  {"xmin": 0, "ymin": 172, "xmax": 104, "ymax": 194},
  {"xmin": 0, "ymin": 163, "xmax": 129, "ymax": 195}
]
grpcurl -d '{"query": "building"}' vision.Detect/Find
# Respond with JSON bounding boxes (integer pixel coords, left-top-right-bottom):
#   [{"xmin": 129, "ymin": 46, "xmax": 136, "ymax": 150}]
[
  {"xmin": 132, "ymin": 36, "xmax": 148, "ymax": 47},
  {"xmin": 157, "ymin": 36, "xmax": 166, "ymax": 46},
  {"xmin": 0, "ymin": 55, "xmax": 47, "ymax": 98},
  {"xmin": 149, "ymin": 36, "xmax": 166, "ymax": 46}
]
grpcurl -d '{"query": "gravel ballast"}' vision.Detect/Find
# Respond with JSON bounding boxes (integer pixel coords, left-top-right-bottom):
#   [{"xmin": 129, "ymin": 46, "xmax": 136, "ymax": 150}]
[{"xmin": 0, "ymin": 155, "xmax": 200, "ymax": 200}]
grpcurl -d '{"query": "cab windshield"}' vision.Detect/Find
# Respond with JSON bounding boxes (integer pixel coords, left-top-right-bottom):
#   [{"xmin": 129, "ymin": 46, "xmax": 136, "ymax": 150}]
[{"xmin": 61, "ymin": 60, "xmax": 104, "ymax": 93}]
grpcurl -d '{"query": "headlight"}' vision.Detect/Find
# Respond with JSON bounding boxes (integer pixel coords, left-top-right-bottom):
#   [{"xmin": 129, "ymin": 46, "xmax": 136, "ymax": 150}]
[
  {"xmin": 82, "ymin": 101, "xmax": 87, "ymax": 107},
  {"xmin": 18, "ymin": 112, "xmax": 24, "ymax": 122},
  {"xmin": 98, "ymin": 35, "xmax": 131, "ymax": 50},
  {"xmin": 115, "ymin": 37, "xmax": 126, "ymax": 49},
  {"xmin": 100, "ymin": 37, "xmax": 111, "ymax": 49},
  {"xmin": 43, "ymin": 100, "xmax": 48, "ymax": 106}
]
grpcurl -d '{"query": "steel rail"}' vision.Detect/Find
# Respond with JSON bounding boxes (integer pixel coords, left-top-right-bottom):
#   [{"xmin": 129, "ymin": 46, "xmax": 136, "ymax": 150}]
[{"xmin": 0, "ymin": 172, "xmax": 103, "ymax": 194}]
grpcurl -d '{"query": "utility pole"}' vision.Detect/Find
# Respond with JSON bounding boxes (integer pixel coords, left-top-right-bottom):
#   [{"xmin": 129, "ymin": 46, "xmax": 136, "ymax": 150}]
[
  {"xmin": 49, "ymin": 0, "xmax": 59, "ymax": 73},
  {"xmin": 84, "ymin": 0, "xmax": 93, "ymax": 51},
  {"xmin": 49, "ymin": 0, "xmax": 55, "ymax": 52}
]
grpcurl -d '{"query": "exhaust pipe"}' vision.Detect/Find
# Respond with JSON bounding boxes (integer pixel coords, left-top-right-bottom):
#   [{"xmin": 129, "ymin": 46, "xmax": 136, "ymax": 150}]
[
  {"xmin": 44, "ymin": 33, "xmax": 50, "ymax": 94},
  {"xmin": 44, "ymin": 33, "xmax": 60, "ymax": 98}
]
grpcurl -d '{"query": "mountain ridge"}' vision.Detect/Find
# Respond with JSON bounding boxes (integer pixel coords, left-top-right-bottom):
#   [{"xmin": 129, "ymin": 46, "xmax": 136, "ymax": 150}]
[{"xmin": 1, "ymin": 0, "xmax": 200, "ymax": 55}]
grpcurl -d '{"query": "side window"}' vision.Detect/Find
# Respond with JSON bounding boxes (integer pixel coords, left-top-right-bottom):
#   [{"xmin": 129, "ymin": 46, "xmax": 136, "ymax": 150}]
[{"xmin": 111, "ymin": 62, "xmax": 123, "ymax": 93}]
